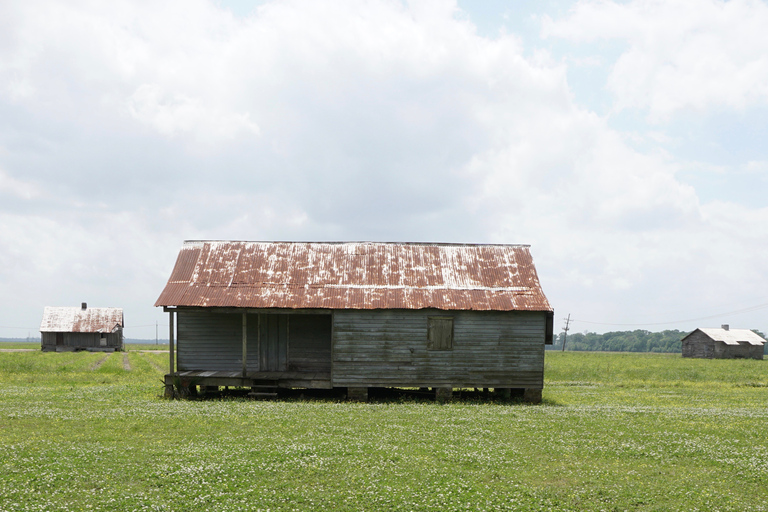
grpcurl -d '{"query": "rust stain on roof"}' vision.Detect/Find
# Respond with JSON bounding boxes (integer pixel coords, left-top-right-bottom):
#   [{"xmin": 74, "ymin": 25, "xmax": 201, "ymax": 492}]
[
  {"xmin": 155, "ymin": 241, "xmax": 553, "ymax": 312},
  {"xmin": 40, "ymin": 307, "xmax": 124, "ymax": 333}
]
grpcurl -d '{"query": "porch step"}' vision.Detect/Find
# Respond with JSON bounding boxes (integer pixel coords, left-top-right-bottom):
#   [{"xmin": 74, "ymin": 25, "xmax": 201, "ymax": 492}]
[
  {"xmin": 248, "ymin": 392, "xmax": 278, "ymax": 399},
  {"xmin": 248, "ymin": 383, "xmax": 278, "ymax": 399}
]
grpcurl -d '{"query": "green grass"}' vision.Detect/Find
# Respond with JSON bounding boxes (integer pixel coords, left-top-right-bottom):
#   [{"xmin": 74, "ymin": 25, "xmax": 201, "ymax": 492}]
[
  {"xmin": 0, "ymin": 351, "xmax": 766, "ymax": 511},
  {"xmin": 0, "ymin": 342, "xmax": 168, "ymax": 351},
  {"xmin": 125, "ymin": 343, "xmax": 167, "ymax": 352},
  {"xmin": 0, "ymin": 342, "xmax": 39, "ymax": 350}
]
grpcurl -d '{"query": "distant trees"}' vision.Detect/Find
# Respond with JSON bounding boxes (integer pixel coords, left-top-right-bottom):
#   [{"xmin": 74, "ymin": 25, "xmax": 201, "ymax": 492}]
[
  {"xmin": 550, "ymin": 328, "xmax": 768, "ymax": 354},
  {"xmin": 550, "ymin": 329, "xmax": 687, "ymax": 353}
]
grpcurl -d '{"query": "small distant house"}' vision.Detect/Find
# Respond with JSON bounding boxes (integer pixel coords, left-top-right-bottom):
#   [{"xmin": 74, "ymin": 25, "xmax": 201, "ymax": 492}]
[
  {"xmin": 681, "ymin": 325, "xmax": 765, "ymax": 360},
  {"xmin": 40, "ymin": 303, "xmax": 124, "ymax": 352},
  {"xmin": 155, "ymin": 241, "xmax": 554, "ymax": 402}
]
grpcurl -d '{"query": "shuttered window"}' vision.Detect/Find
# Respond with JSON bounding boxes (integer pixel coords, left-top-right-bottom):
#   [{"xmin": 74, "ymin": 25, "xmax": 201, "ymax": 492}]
[{"xmin": 427, "ymin": 317, "xmax": 453, "ymax": 350}]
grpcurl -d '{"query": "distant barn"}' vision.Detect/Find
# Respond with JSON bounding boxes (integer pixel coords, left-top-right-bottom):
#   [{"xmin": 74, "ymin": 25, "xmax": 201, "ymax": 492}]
[
  {"xmin": 40, "ymin": 303, "xmax": 124, "ymax": 352},
  {"xmin": 681, "ymin": 325, "xmax": 765, "ymax": 359},
  {"xmin": 155, "ymin": 241, "xmax": 554, "ymax": 402}
]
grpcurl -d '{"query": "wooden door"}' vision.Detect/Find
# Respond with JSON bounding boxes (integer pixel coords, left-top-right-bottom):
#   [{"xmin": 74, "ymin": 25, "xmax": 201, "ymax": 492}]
[{"xmin": 259, "ymin": 314, "xmax": 288, "ymax": 371}]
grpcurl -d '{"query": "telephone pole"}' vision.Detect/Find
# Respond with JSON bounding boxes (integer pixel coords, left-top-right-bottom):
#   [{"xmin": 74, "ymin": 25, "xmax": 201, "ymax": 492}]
[{"xmin": 561, "ymin": 314, "xmax": 571, "ymax": 352}]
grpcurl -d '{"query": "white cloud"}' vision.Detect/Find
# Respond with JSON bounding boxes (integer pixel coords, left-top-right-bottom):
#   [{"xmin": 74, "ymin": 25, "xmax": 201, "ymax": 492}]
[
  {"xmin": 745, "ymin": 160, "xmax": 768, "ymax": 173},
  {"xmin": 0, "ymin": 0, "xmax": 766, "ymax": 336},
  {"xmin": 543, "ymin": 0, "xmax": 768, "ymax": 121},
  {"xmin": 127, "ymin": 83, "xmax": 259, "ymax": 142},
  {"xmin": 0, "ymin": 168, "xmax": 40, "ymax": 199}
]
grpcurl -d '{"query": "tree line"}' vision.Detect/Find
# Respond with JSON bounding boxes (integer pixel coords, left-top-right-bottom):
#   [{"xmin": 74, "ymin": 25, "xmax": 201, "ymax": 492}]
[{"xmin": 548, "ymin": 329, "xmax": 768, "ymax": 353}]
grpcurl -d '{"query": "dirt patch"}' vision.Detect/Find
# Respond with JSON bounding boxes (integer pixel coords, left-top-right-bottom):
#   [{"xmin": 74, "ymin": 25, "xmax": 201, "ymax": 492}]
[{"xmin": 90, "ymin": 354, "xmax": 111, "ymax": 371}]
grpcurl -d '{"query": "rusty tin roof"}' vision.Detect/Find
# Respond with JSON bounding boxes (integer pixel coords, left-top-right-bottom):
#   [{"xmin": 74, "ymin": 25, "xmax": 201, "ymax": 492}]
[
  {"xmin": 155, "ymin": 241, "xmax": 553, "ymax": 312},
  {"xmin": 40, "ymin": 307, "xmax": 124, "ymax": 333}
]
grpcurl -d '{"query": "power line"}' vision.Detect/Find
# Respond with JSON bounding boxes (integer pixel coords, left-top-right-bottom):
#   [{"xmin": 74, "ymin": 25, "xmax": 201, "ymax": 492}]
[
  {"xmin": 561, "ymin": 314, "xmax": 571, "ymax": 352},
  {"xmin": 574, "ymin": 301, "xmax": 768, "ymax": 327}
]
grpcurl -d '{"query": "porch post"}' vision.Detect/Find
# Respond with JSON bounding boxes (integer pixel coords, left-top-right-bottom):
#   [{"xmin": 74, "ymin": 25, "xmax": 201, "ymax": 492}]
[
  {"xmin": 168, "ymin": 309, "xmax": 175, "ymax": 375},
  {"xmin": 164, "ymin": 308, "xmax": 175, "ymax": 398},
  {"xmin": 242, "ymin": 312, "xmax": 247, "ymax": 377}
]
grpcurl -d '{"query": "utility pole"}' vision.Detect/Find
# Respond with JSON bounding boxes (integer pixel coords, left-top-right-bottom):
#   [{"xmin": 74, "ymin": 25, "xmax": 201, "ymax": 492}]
[
  {"xmin": 561, "ymin": 314, "xmax": 571, "ymax": 352},
  {"xmin": 155, "ymin": 321, "xmax": 158, "ymax": 346}
]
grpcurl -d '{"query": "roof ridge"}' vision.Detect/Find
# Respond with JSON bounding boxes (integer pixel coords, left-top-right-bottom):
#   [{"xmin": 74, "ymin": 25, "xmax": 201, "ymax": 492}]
[{"xmin": 182, "ymin": 240, "xmax": 532, "ymax": 248}]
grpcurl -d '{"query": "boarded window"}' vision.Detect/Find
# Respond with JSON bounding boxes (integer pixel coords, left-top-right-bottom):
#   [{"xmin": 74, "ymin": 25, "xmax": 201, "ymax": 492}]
[{"xmin": 427, "ymin": 317, "xmax": 453, "ymax": 350}]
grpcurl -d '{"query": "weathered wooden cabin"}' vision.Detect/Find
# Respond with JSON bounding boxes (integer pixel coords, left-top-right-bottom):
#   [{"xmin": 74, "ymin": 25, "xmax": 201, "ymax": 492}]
[
  {"xmin": 155, "ymin": 241, "xmax": 554, "ymax": 401},
  {"xmin": 681, "ymin": 325, "xmax": 765, "ymax": 359},
  {"xmin": 40, "ymin": 303, "xmax": 124, "ymax": 352}
]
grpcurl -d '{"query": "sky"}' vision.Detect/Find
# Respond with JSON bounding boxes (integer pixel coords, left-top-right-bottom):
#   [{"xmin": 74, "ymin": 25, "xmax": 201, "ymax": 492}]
[{"xmin": 1, "ymin": 0, "xmax": 767, "ymax": 340}]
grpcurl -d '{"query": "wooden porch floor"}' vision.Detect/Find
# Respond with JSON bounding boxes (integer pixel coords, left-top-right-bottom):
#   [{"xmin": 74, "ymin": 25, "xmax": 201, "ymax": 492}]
[{"xmin": 164, "ymin": 370, "xmax": 333, "ymax": 390}]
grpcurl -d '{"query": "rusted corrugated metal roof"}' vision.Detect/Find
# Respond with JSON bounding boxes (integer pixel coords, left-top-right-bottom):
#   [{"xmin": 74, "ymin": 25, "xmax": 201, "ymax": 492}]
[
  {"xmin": 40, "ymin": 307, "xmax": 124, "ymax": 333},
  {"xmin": 154, "ymin": 241, "xmax": 553, "ymax": 312}
]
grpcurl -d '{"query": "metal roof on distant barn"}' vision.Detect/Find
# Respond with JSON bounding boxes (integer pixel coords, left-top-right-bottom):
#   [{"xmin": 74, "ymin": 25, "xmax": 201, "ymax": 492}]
[
  {"xmin": 691, "ymin": 328, "xmax": 766, "ymax": 346},
  {"xmin": 40, "ymin": 307, "xmax": 124, "ymax": 333},
  {"xmin": 155, "ymin": 241, "xmax": 552, "ymax": 312}
]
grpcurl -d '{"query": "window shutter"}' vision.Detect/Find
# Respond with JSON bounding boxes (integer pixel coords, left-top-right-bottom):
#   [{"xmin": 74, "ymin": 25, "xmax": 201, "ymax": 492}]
[{"xmin": 428, "ymin": 317, "xmax": 453, "ymax": 350}]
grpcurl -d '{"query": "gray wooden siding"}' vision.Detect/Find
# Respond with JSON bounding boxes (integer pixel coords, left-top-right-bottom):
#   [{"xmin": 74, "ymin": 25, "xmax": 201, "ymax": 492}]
[
  {"xmin": 332, "ymin": 309, "xmax": 546, "ymax": 388},
  {"xmin": 682, "ymin": 332, "xmax": 714, "ymax": 358},
  {"xmin": 41, "ymin": 331, "xmax": 122, "ymax": 349},
  {"xmin": 713, "ymin": 341, "xmax": 764, "ymax": 359},
  {"xmin": 289, "ymin": 315, "xmax": 332, "ymax": 372},
  {"xmin": 176, "ymin": 310, "xmax": 332, "ymax": 372},
  {"xmin": 177, "ymin": 311, "xmax": 245, "ymax": 372},
  {"xmin": 683, "ymin": 331, "xmax": 764, "ymax": 359},
  {"xmin": 259, "ymin": 314, "xmax": 288, "ymax": 371}
]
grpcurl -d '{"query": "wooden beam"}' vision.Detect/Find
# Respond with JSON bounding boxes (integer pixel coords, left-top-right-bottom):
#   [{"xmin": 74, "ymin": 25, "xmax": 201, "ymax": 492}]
[
  {"xmin": 347, "ymin": 387, "xmax": 368, "ymax": 402},
  {"xmin": 165, "ymin": 309, "xmax": 176, "ymax": 398},
  {"xmin": 163, "ymin": 306, "xmax": 332, "ymax": 315},
  {"xmin": 242, "ymin": 313, "xmax": 247, "ymax": 377},
  {"xmin": 168, "ymin": 309, "xmax": 175, "ymax": 375},
  {"xmin": 435, "ymin": 387, "xmax": 453, "ymax": 403}
]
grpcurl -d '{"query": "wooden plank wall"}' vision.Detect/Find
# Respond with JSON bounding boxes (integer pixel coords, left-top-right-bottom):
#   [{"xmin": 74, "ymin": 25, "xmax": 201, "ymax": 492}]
[
  {"xmin": 41, "ymin": 331, "xmax": 122, "ymax": 349},
  {"xmin": 176, "ymin": 310, "xmax": 332, "ymax": 372},
  {"xmin": 288, "ymin": 315, "xmax": 332, "ymax": 372},
  {"xmin": 332, "ymin": 309, "xmax": 546, "ymax": 389},
  {"xmin": 178, "ymin": 310, "xmax": 254, "ymax": 372},
  {"xmin": 682, "ymin": 332, "xmax": 714, "ymax": 358},
  {"xmin": 41, "ymin": 332, "xmax": 57, "ymax": 347},
  {"xmin": 713, "ymin": 342, "xmax": 764, "ymax": 360},
  {"xmin": 259, "ymin": 314, "xmax": 288, "ymax": 371}
]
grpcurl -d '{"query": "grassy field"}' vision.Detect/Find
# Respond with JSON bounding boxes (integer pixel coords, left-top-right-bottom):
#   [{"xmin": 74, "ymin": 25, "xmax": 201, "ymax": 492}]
[{"xmin": 0, "ymin": 348, "xmax": 766, "ymax": 511}]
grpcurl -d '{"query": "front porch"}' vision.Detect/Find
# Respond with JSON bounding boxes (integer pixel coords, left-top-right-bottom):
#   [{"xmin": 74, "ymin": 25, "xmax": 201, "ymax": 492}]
[{"xmin": 164, "ymin": 370, "xmax": 333, "ymax": 397}]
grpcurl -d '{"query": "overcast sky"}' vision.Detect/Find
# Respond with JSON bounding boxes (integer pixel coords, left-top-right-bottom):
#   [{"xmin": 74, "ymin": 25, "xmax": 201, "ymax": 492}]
[{"xmin": 1, "ymin": 0, "xmax": 767, "ymax": 339}]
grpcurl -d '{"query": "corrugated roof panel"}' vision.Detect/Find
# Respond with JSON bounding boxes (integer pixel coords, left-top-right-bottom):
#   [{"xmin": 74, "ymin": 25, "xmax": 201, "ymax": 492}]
[
  {"xmin": 40, "ymin": 307, "xmax": 124, "ymax": 333},
  {"xmin": 154, "ymin": 241, "xmax": 553, "ymax": 312},
  {"xmin": 698, "ymin": 328, "xmax": 766, "ymax": 346},
  {"xmin": 168, "ymin": 244, "xmax": 201, "ymax": 283}
]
